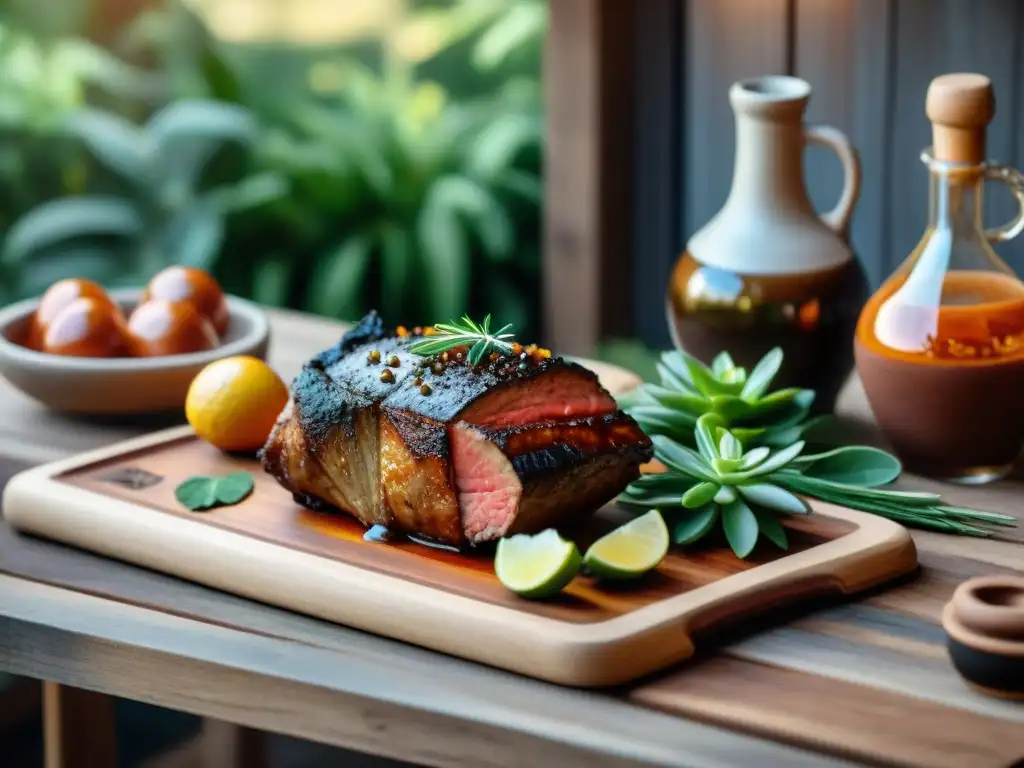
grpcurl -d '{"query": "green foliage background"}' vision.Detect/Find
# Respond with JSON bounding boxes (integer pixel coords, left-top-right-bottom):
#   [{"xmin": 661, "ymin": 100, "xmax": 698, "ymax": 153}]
[{"xmin": 0, "ymin": 0, "xmax": 547, "ymax": 338}]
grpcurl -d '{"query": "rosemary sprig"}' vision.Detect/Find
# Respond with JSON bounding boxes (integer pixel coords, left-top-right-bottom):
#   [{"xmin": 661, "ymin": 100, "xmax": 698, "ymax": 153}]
[
  {"xmin": 408, "ymin": 314, "xmax": 515, "ymax": 365},
  {"xmin": 621, "ymin": 414, "xmax": 1015, "ymax": 558}
]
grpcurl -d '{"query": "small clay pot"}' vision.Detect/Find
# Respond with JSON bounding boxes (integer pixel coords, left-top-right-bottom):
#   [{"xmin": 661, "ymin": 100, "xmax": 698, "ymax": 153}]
[{"xmin": 942, "ymin": 575, "xmax": 1024, "ymax": 699}]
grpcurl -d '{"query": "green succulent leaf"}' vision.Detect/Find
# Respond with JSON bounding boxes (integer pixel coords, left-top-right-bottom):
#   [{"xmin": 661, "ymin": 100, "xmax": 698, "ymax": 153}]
[
  {"xmin": 739, "ymin": 446, "xmax": 771, "ymax": 470},
  {"xmin": 740, "ymin": 347, "xmax": 783, "ymax": 401},
  {"xmin": 711, "ymin": 351, "xmax": 735, "ymax": 376},
  {"xmin": 735, "ymin": 440, "xmax": 806, "ymax": 478},
  {"xmin": 672, "ymin": 504, "xmax": 719, "ymax": 545},
  {"xmin": 713, "ymin": 485, "xmax": 737, "ymax": 505},
  {"xmin": 682, "ymin": 481, "xmax": 719, "ymax": 509},
  {"xmin": 719, "ymin": 432, "xmax": 743, "ymax": 460},
  {"xmin": 753, "ymin": 506, "xmax": 789, "ymax": 550},
  {"xmin": 722, "ymin": 498, "xmax": 759, "ymax": 558},
  {"xmin": 737, "ymin": 483, "xmax": 811, "ymax": 515},
  {"xmin": 651, "ymin": 436, "xmax": 717, "ymax": 482},
  {"xmin": 694, "ymin": 414, "xmax": 723, "ymax": 462}
]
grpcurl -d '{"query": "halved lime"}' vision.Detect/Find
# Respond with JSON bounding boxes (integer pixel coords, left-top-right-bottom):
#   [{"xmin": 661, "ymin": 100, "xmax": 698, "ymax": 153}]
[
  {"xmin": 583, "ymin": 510, "xmax": 670, "ymax": 580},
  {"xmin": 495, "ymin": 529, "xmax": 582, "ymax": 599}
]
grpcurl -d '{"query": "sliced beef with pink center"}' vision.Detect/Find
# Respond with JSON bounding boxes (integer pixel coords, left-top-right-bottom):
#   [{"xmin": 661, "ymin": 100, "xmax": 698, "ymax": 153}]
[{"xmin": 452, "ymin": 414, "xmax": 652, "ymax": 544}]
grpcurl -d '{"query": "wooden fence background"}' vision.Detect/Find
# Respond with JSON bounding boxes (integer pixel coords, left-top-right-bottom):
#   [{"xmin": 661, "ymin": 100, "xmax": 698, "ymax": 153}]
[{"xmin": 556, "ymin": 0, "xmax": 1024, "ymax": 353}]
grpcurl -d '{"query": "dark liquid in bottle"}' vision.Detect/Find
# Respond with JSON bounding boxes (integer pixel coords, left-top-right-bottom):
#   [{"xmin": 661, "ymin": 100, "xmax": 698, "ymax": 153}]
[
  {"xmin": 854, "ymin": 269, "xmax": 1024, "ymax": 481},
  {"xmin": 666, "ymin": 252, "xmax": 868, "ymax": 413}
]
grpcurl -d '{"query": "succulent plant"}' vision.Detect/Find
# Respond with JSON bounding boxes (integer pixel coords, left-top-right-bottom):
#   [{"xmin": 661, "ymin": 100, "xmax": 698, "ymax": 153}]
[
  {"xmin": 622, "ymin": 413, "xmax": 1015, "ymax": 557},
  {"xmin": 619, "ymin": 347, "xmax": 830, "ymax": 449}
]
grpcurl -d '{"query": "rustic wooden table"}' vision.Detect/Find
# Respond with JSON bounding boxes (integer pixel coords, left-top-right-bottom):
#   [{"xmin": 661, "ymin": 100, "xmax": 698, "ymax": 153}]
[{"xmin": 2, "ymin": 308, "xmax": 1023, "ymax": 768}]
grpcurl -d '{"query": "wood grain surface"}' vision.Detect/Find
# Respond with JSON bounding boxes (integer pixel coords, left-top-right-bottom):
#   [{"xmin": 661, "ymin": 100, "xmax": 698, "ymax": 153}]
[
  {"xmin": 2, "ymin": 307, "xmax": 1024, "ymax": 767},
  {"xmin": 56, "ymin": 434, "xmax": 858, "ymax": 624},
  {"xmin": 5, "ymin": 424, "xmax": 914, "ymax": 687}
]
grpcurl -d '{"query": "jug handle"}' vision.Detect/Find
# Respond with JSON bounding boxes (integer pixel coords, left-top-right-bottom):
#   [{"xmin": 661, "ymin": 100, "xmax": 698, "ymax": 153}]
[
  {"xmin": 803, "ymin": 124, "xmax": 861, "ymax": 238},
  {"xmin": 983, "ymin": 164, "xmax": 1024, "ymax": 243}
]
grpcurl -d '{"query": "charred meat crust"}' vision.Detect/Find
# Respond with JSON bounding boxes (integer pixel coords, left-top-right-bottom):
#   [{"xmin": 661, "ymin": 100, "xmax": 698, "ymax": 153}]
[
  {"xmin": 382, "ymin": 408, "xmax": 450, "ymax": 460},
  {"xmin": 311, "ymin": 310, "xmax": 386, "ymax": 368},
  {"xmin": 288, "ymin": 365, "xmax": 364, "ymax": 445},
  {"xmin": 378, "ymin": 352, "xmax": 611, "ymax": 424}
]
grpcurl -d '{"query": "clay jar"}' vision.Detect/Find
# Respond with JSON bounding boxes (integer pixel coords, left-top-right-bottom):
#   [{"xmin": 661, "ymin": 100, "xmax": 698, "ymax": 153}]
[
  {"xmin": 667, "ymin": 75, "xmax": 866, "ymax": 413},
  {"xmin": 943, "ymin": 575, "xmax": 1024, "ymax": 699}
]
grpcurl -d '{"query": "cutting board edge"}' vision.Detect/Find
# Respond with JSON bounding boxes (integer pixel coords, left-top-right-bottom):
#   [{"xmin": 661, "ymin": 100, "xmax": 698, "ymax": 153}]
[{"xmin": 2, "ymin": 429, "xmax": 919, "ymax": 688}]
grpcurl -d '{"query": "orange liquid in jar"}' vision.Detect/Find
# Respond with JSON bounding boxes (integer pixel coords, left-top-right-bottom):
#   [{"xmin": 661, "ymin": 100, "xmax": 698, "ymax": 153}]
[{"xmin": 857, "ymin": 270, "xmax": 1024, "ymax": 363}]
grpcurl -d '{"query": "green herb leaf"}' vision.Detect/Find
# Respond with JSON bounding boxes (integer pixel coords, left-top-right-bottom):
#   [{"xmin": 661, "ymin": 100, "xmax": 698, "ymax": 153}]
[
  {"xmin": 408, "ymin": 314, "xmax": 515, "ymax": 362},
  {"xmin": 672, "ymin": 504, "xmax": 719, "ymax": 545},
  {"xmin": 175, "ymin": 472, "xmax": 254, "ymax": 512},
  {"xmin": 722, "ymin": 498, "xmax": 759, "ymax": 558},
  {"xmin": 791, "ymin": 446, "xmax": 902, "ymax": 487},
  {"xmin": 175, "ymin": 476, "xmax": 218, "ymax": 511},
  {"xmin": 215, "ymin": 471, "xmax": 255, "ymax": 505}
]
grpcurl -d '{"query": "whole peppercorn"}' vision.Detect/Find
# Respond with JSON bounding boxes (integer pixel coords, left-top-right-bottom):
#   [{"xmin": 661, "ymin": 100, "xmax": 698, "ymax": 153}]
[
  {"xmin": 387, "ymin": 355, "xmax": 401, "ymax": 367},
  {"xmin": 413, "ymin": 377, "xmax": 423, "ymax": 387},
  {"xmin": 368, "ymin": 349, "xmax": 381, "ymax": 363},
  {"xmin": 431, "ymin": 360, "xmax": 445, "ymax": 375},
  {"xmin": 379, "ymin": 369, "xmax": 395, "ymax": 383},
  {"xmin": 419, "ymin": 383, "xmax": 433, "ymax": 396}
]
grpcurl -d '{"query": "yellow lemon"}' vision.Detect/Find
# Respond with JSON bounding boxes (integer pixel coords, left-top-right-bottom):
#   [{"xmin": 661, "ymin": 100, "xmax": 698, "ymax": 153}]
[{"xmin": 185, "ymin": 356, "xmax": 289, "ymax": 452}]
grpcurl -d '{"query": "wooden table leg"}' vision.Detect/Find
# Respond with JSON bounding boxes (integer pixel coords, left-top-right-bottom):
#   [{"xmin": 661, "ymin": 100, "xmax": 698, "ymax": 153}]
[{"xmin": 43, "ymin": 681, "xmax": 118, "ymax": 768}]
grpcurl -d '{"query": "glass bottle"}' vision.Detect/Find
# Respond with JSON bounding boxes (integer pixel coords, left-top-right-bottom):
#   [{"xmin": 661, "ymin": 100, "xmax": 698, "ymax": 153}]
[{"xmin": 854, "ymin": 73, "xmax": 1024, "ymax": 484}]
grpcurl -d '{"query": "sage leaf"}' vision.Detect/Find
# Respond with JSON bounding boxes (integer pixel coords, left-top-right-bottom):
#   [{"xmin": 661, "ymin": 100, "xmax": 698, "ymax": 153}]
[
  {"xmin": 722, "ymin": 498, "xmax": 759, "ymax": 558},
  {"xmin": 175, "ymin": 471, "xmax": 254, "ymax": 512},
  {"xmin": 672, "ymin": 504, "xmax": 719, "ymax": 545},
  {"xmin": 740, "ymin": 347, "xmax": 782, "ymax": 401},
  {"xmin": 792, "ymin": 446, "xmax": 901, "ymax": 487},
  {"xmin": 215, "ymin": 471, "xmax": 255, "ymax": 505},
  {"xmin": 738, "ymin": 483, "xmax": 810, "ymax": 515},
  {"xmin": 753, "ymin": 507, "xmax": 789, "ymax": 550},
  {"xmin": 682, "ymin": 482, "xmax": 719, "ymax": 509},
  {"xmin": 175, "ymin": 476, "xmax": 218, "ymax": 511}
]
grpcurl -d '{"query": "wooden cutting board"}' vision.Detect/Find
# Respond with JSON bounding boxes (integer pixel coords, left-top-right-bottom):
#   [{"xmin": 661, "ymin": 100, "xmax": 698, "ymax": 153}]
[{"xmin": 3, "ymin": 426, "xmax": 918, "ymax": 687}]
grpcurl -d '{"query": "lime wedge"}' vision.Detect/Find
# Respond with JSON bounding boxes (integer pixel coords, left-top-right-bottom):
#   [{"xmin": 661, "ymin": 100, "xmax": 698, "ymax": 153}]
[
  {"xmin": 495, "ymin": 529, "xmax": 582, "ymax": 599},
  {"xmin": 583, "ymin": 510, "xmax": 670, "ymax": 580}
]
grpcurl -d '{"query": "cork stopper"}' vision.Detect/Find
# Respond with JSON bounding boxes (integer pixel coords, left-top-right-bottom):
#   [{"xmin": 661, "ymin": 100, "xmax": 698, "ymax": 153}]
[{"xmin": 926, "ymin": 73, "xmax": 996, "ymax": 164}]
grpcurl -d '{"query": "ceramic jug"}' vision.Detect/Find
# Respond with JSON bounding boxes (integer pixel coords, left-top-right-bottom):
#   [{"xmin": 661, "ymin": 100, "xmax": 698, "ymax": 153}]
[{"xmin": 666, "ymin": 75, "xmax": 866, "ymax": 413}]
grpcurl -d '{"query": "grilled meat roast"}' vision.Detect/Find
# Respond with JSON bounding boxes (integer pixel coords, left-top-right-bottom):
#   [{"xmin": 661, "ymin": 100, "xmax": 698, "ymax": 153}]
[{"xmin": 260, "ymin": 312, "xmax": 653, "ymax": 547}]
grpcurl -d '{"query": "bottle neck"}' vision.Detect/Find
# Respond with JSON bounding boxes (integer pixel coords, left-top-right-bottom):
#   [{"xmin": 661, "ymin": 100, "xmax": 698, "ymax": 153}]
[
  {"xmin": 928, "ymin": 164, "xmax": 985, "ymax": 238},
  {"xmin": 726, "ymin": 114, "xmax": 813, "ymax": 214}
]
